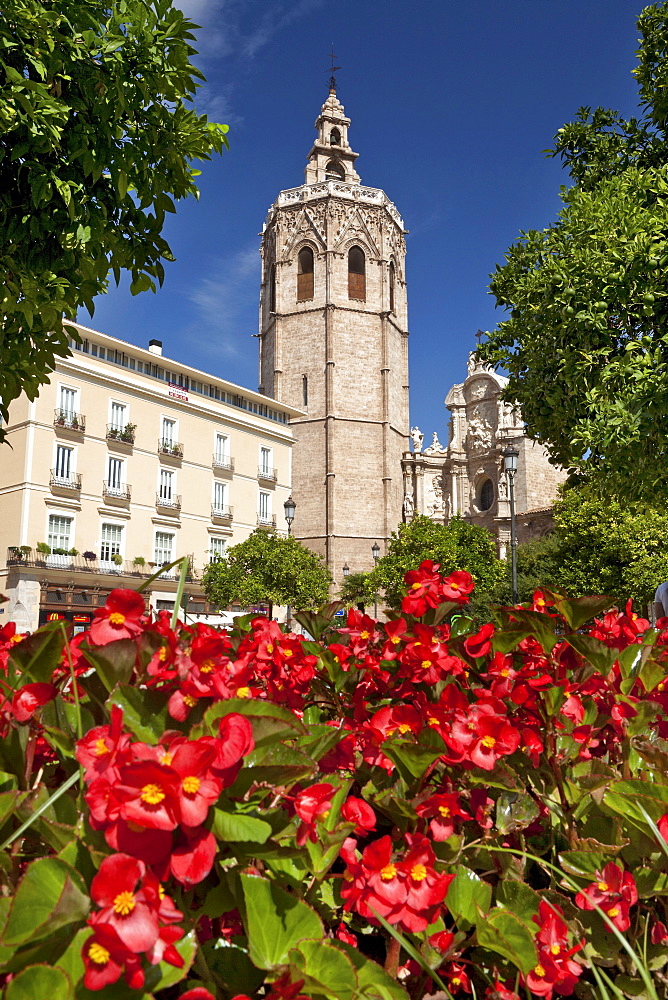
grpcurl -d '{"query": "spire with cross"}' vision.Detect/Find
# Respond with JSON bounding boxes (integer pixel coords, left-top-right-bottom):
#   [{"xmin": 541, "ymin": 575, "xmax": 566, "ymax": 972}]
[{"xmin": 329, "ymin": 46, "xmax": 341, "ymax": 93}]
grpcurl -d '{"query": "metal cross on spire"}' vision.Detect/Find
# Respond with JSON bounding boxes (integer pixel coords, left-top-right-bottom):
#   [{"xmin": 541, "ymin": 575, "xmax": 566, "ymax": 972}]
[
  {"xmin": 329, "ymin": 46, "xmax": 341, "ymax": 92},
  {"xmin": 475, "ymin": 329, "xmax": 485, "ymax": 344}
]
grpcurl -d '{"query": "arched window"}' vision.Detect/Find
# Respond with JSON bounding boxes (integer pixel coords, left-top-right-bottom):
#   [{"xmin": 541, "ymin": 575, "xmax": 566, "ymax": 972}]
[
  {"xmin": 297, "ymin": 246, "xmax": 314, "ymax": 301},
  {"xmin": 325, "ymin": 160, "xmax": 345, "ymax": 180},
  {"xmin": 302, "ymin": 375, "xmax": 308, "ymax": 407},
  {"xmin": 478, "ymin": 479, "xmax": 495, "ymax": 512},
  {"xmin": 330, "ymin": 128, "xmax": 341, "ymax": 145},
  {"xmin": 389, "ymin": 260, "xmax": 395, "ymax": 313},
  {"xmin": 269, "ymin": 262, "xmax": 276, "ymax": 312},
  {"xmin": 348, "ymin": 246, "xmax": 366, "ymax": 300}
]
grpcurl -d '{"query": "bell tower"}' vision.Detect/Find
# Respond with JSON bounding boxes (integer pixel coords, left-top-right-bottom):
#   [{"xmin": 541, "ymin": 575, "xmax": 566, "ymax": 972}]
[{"xmin": 258, "ymin": 82, "xmax": 409, "ymax": 582}]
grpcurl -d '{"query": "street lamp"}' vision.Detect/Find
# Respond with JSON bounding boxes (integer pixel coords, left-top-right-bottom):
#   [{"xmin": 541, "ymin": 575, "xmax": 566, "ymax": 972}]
[
  {"xmin": 371, "ymin": 542, "xmax": 380, "ymax": 619},
  {"xmin": 502, "ymin": 444, "xmax": 520, "ymax": 605},
  {"xmin": 283, "ymin": 495, "xmax": 296, "ymax": 536},
  {"xmin": 343, "ymin": 563, "xmax": 350, "ymax": 578}
]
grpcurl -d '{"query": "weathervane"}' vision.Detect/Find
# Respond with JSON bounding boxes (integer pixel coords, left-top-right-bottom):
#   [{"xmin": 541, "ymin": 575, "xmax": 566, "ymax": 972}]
[{"xmin": 329, "ymin": 46, "xmax": 340, "ymax": 92}]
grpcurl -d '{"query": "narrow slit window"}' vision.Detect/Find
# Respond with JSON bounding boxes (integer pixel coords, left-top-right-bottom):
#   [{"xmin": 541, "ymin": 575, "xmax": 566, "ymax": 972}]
[
  {"xmin": 302, "ymin": 375, "xmax": 308, "ymax": 407},
  {"xmin": 348, "ymin": 246, "xmax": 366, "ymax": 300},
  {"xmin": 297, "ymin": 247, "xmax": 314, "ymax": 301},
  {"xmin": 389, "ymin": 261, "xmax": 396, "ymax": 313}
]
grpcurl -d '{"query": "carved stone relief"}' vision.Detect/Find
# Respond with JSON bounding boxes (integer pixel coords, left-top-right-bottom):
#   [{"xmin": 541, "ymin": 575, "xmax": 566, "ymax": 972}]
[{"xmin": 466, "ymin": 407, "xmax": 493, "ymax": 453}]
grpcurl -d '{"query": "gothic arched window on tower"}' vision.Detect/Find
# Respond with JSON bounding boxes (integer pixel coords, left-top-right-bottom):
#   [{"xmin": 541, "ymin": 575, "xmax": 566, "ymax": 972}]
[
  {"xmin": 325, "ymin": 160, "xmax": 345, "ymax": 180},
  {"xmin": 297, "ymin": 247, "xmax": 314, "ymax": 301},
  {"xmin": 348, "ymin": 246, "xmax": 366, "ymax": 301},
  {"xmin": 330, "ymin": 128, "xmax": 341, "ymax": 145},
  {"xmin": 389, "ymin": 260, "xmax": 396, "ymax": 313}
]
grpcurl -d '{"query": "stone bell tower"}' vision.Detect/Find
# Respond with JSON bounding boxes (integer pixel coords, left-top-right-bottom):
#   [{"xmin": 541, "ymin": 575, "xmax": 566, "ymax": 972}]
[{"xmin": 257, "ymin": 81, "xmax": 409, "ymax": 582}]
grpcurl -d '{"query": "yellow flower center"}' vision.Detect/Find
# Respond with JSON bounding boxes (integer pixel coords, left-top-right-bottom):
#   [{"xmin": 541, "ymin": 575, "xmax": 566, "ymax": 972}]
[
  {"xmin": 160, "ymin": 752, "xmax": 173, "ymax": 766},
  {"xmin": 380, "ymin": 863, "xmax": 397, "ymax": 881},
  {"xmin": 158, "ymin": 647, "xmax": 167, "ymax": 661},
  {"xmin": 184, "ymin": 694, "xmax": 197, "ymax": 708},
  {"xmin": 398, "ymin": 723, "xmax": 412, "ymax": 734},
  {"xmin": 500, "ymin": 668, "xmax": 510, "ymax": 677},
  {"xmin": 411, "ymin": 582, "xmax": 421, "ymax": 590},
  {"xmin": 158, "ymin": 884, "xmax": 165, "ymax": 898},
  {"xmin": 534, "ymin": 965, "xmax": 546, "ymax": 978},
  {"xmin": 550, "ymin": 944, "xmax": 561, "ymax": 955},
  {"xmin": 140, "ymin": 783, "xmax": 165, "ymax": 805},
  {"xmin": 267, "ymin": 643, "xmax": 274, "ymax": 653},
  {"xmin": 452, "ymin": 978, "xmax": 462, "ymax": 987},
  {"xmin": 390, "ymin": 636, "xmax": 401, "ymax": 645},
  {"xmin": 411, "ymin": 863, "xmax": 428, "ymax": 881},
  {"xmin": 360, "ymin": 631, "xmax": 370, "ymax": 640},
  {"xmin": 421, "ymin": 660, "xmax": 432, "ymax": 669},
  {"xmin": 236, "ymin": 686, "xmax": 251, "ymax": 698},
  {"xmin": 481, "ymin": 735, "xmax": 496, "ymax": 748},
  {"xmin": 89, "ymin": 942, "xmax": 111, "ymax": 965},
  {"xmin": 608, "ymin": 906, "xmax": 620, "ymax": 917},
  {"xmin": 536, "ymin": 598, "xmax": 546, "ymax": 607},
  {"xmin": 182, "ymin": 775, "xmax": 200, "ymax": 795},
  {"xmin": 199, "ymin": 658, "xmax": 215, "ymax": 673},
  {"xmin": 438, "ymin": 805, "xmax": 451, "ymax": 817},
  {"xmin": 9, "ymin": 634, "xmax": 25, "ymax": 645},
  {"xmin": 109, "ymin": 611, "xmax": 126, "ymax": 625},
  {"xmin": 113, "ymin": 891, "xmax": 136, "ymax": 916},
  {"xmin": 597, "ymin": 881, "xmax": 609, "ymax": 892},
  {"xmin": 94, "ymin": 738, "xmax": 109, "ymax": 756}
]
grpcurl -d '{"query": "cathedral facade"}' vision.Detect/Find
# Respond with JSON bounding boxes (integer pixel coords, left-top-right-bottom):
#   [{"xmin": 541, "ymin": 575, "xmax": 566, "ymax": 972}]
[
  {"xmin": 257, "ymin": 84, "xmax": 409, "ymax": 582},
  {"xmin": 402, "ymin": 354, "xmax": 567, "ymax": 555}
]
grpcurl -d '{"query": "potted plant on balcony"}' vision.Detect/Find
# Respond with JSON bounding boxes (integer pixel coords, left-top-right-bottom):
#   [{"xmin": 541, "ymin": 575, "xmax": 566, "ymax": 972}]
[
  {"xmin": 35, "ymin": 542, "xmax": 50, "ymax": 566},
  {"xmin": 112, "ymin": 553, "xmax": 124, "ymax": 571},
  {"xmin": 83, "ymin": 551, "xmax": 96, "ymax": 562},
  {"xmin": 121, "ymin": 423, "xmax": 136, "ymax": 443}
]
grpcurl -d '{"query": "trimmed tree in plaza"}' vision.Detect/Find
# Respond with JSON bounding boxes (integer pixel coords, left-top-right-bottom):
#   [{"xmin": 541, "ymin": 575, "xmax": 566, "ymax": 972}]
[{"xmin": 202, "ymin": 529, "xmax": 332, "ymax": 618}]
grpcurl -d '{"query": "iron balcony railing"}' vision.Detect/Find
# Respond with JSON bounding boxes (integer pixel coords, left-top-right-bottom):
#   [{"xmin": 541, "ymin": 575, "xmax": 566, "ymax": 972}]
[
  {"xmin": 103, "ymin": 481, "xmax": 132, "ymax": 501},
  {"xmin": 106, "ymin": 424, "xmax": 136, "ymax": 445},
  {"xmin": 54, "ymin": 409, "xmax": 86, "ymax": 432},
  {"xmin": 211, "ymin": 504, "xmax": 233, "ymax": 520},
  {"xmin": 257, "ymin": 514, "xmax": 276, "ymax": 528},
  {"xmin": 5, "ymin": 547, "xmax": 198, "ymax": 580},
  {"xmin": 156, "ymin": 492, "xmax": 182, "ymax": 511},
  {"xmin": 158, "ymin": 439, "xmax": 183, "ymax": 458},
  {"xmin": 212, "ymin": 454, "xmax": 235, "ymax": 471},
  {"xmin": 50, "ymin": 470, "xmax": 82, "ymax": 491},
  {"xmin": 257, "ymin": 466, "xmax": 277, "ymax": 482}
]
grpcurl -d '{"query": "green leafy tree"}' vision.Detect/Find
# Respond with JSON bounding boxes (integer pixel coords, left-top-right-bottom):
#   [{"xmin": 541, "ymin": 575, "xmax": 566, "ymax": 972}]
[
  {"xmin": 480, "ymin": 2, "xmax": 668, "ymax": 500},
  {"xmin": 371, "ymin": 515, "xmax": 503, "ymax": 610},
  {"xmin": 202, "ymin": 530, "xmax": 332, "ymax": 617},
  {"xmin": 0, "ymin": 0, "xmax": 228, "ymax": 425},
  {"xmin": 339, "ymin": 571, "xmax": 378, "ymax": 611}
]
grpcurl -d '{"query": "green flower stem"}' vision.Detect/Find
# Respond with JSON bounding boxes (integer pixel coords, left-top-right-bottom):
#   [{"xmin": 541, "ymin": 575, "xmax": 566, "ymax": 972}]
[
  {"xmin": 171, "ymin": 556, "xmax": 189, "ymax": 631},
  {"xmin": 59, "ymin": 620, "xmax": 82, "ymax": 741},
  {"xmin": 0, "ymin": 768, "xmax": 81, "ymax": 852}
]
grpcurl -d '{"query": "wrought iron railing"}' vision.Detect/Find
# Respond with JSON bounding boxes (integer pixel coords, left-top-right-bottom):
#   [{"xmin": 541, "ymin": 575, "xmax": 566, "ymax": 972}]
[
  {"xmin": 103, "ymin": 481, "xmax": 132, "ymax": 501},
  {"xmin": 212, "ymin": 454, "xmax": 235, "ymax": 471},
  {"xmin": 158, "ymin": 439, "xmax": 183, "ymax": 458},
  {"xmin": 211, "ymin": 505, "xmax": 233, "ymax": 520},
  {"xmin": 50, "ymin": 470, "xmax": 82, "ymax": 491},
  {"xmin": 54, "ymin": 409, "xmax": 85, "ymax": 432},
  {"xmin": 156, "ymin": 492, "xmax": 182, "ymax": 511}
]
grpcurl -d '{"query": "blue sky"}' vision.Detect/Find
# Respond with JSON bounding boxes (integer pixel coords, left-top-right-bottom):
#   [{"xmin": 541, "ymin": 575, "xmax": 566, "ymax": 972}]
[{"xmin": 89, "ymin": 0, "xmax": 645, "ymax": 440}]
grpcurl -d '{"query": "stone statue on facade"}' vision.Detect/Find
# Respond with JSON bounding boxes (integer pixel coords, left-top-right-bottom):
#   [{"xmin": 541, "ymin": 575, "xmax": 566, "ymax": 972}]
[
  {"xmin": 402, "ymin": 492, "xmax": 415, "ymax": 520},
  {"xmin": 466, "ymin": 409, "xmax": 493, "ymax": 453},
  {"xmin": 411, "ymin": 426, "xmax": 424, "ymax": 452}
]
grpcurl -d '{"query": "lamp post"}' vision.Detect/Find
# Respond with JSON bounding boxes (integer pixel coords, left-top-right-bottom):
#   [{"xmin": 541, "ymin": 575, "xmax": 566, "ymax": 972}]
[
  {"xmin": 371, "ymin": 542, "xmax": 380, "ymax": 619},
  {"xmin": 283, "ymin": 496, "xmax": 296, "ymax": 629},
  {"xmin": 502, "ymin": 444, "xmax": 520, "ymax": 605},
  {"xmin": 283, "ymin": 495, "xmax": 296, "ymax": 536},
  {"xmin": 343, "ymin": 563, "xmax": 349, "ymax": 578}
]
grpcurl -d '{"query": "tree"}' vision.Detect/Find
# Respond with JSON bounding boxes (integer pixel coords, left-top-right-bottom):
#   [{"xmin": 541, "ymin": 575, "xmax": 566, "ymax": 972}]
[
  {"xmin": 202, "ymin": 530, "xmax": 332, "ymax": 617},
  {"xmin": 0, "ymin": 0, "xmax": 228, "ymax": 426},
  {"xmin": 480, "ymin": 3, "xmax": 668, "ymax": 500},
  {"xmin": 371, "ymin": 515, "xmax": 502, "ymax": 610},
  {"xmin": 339, "ymin": 571, "xmax": 378, "ymax": 611}
]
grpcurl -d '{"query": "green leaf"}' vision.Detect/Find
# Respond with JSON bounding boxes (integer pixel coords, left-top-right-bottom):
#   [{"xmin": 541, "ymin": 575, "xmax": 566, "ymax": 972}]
[
  {"xmin": 297, "ymin": 724, "xmax": 347, "ymax": 763},
  {"xmin": 496, "ymin": 880, "xmax": 542, "ymax": 923},
  {"xmin": 498, "ymin": 608, "xmax": 558, "ymax": 652},
  {"xmin": 563, "ymin": 634, "xmax": 618, "ymax": 673},
  {"xmin": 495, "ymin": 791, "xmax": 540, "ymax": 834},
  {"xmin": 475, "ymin": 905, "xmax": 538, "ymax": 975},
  {"xmin": 4, "ymin": 965, "xmax": 71, "ymax": 1000},
  {"xmin": 289, "ymin": 938, "xmax": 357, "ymax": 1000},
  {"xmin": 333, "ymin": 941, "xmax": 410, "ymax": 1000},
  {"xmin": 8, "ymin": 620, "xmax": 66, "ymax": 684},
  {"xmin": 204, "ymin": 698, "xmax": 306, "ymax": 747},
  {"xmin": 81, "ymin": 638, "xmax": 136, "ymax": 692},
  {"xmin": 548, "ymin": 593, "xmax": 616, "ymax": 630},
  {"xmin": 212, "ymin": 808, "xmax": 272, "ymax": 844},
  {"xmin": 445, "ymin": 865, "xmax": 492, "ymax": 930},
  {"xmin": 106, "ymin": 683, "xmax": 169, "ymax": 743},
  {"xmin": 381, "ymin": 736, "xmax": 444, "ymax": 783},
  {"xmin": 3, "ymin": 857, "xmax": 89, "ymax": 947},
  {"xmin": 240, "ymin": 873, "xmax": 323, "ymax": 970},
  {"xmin": 604, "ymin": 777, "xmax": 668, "ymax": 825},
  {"xmin": 202, "ymin": 940, "xmax": 265, "ymax": 997},
  {"xmin": 231, "ymin": 743, "xmax": 316, "ymax": 794},
  {"xmin": 54, "ymin": 926, "xmax": 89, "ymax": 988}
]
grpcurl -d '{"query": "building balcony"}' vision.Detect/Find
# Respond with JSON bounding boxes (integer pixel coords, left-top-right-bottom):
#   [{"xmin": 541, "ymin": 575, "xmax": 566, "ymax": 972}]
[
  {"xmin": 54, "ymin": 409, "xmax": 86, "ymax": 433},
  {"xmin": 257, "ymin": 514, "xmax": 276, "ymax": 529},
  {"xmin": 50, "ymin": 470, "xmax": 82, "ymax": 492},
  {"xmin": 211, "ymin": 504, "xmax": 233, "ymax": 521},
  {"xmin": 155, "ymin": 492, "xmax": 182, "ymax": 512},
  {"xmin": 158, "ymin": 439, "xmax": 183, "ymax": 459},
  {"xmin": 106, "ymin": 424, "xmax": 136, "ymax": 445},
  {"xmin": 212, "ymin": 455, "xmax": 235, "ymax": 472},
  {"xmin": 257, "ymin": 466, "xmax": 277, "ymax": 483},
  {"xmin": 103, "ymin": 481, "xmax": 132, "ymax": 502},
  {"xmin": 5, "ymin": 547, "xmax": 199, "ymax": 581}
]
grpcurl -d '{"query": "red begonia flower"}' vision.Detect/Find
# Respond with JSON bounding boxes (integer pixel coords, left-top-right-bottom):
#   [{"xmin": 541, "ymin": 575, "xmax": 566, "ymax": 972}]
[
  {"xmin": 89, "ymin": 853, "xmax": 159, "ymax": 953},
  {"xmin": 116, "ymin": 760, "xmax": 180, "ymax": 830},
  {"xmin": 169, "ymin": 740, "xmax": 221, "ymax": 827},
  {"xmin": 89, "ymin": 588, "xmax": 146, "ymax": 645},
  {"xmin": 464, "ymin": 623, "xmax": 495, "ymax": 658},
  {"xmin": 294, "ymin": 782, "xmax": 335, "ymax": 846},
  {"xmin": 82, "ymin": 923, "xmax": 143, "ymax": 991},
  {"xmin": 341, "ymin": 796, "xmax": 376, "ymax": 834},
  {"xmin": 170, "ymin": 825, "xmax": 217, "ymax": 886},
  {"xmin": 12, "ymin": 682, "xmax": 57, "ymax": 722}
]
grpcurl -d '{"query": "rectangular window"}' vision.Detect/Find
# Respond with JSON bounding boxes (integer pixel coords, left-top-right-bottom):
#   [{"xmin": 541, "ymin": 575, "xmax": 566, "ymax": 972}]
[
  {"xmin": 259, "ymin": 491, "xmax": 270, "ymax": 520},
  {"xmin": 107, "ymin": 457, "xmax": 123, "ymax": 491},
  {"xmin": 260, "ymin": 447, "xmax": 272, "ymax": 475},
  {"xmin": 209, "ymin": 537, "xmax": 226, "ymax": 563},
  {"xmin": 155, "ymin": 532, "xmax": 174, "ymax": 565},
  {"xmin": 59, "ymin": 387, "xmax": 76, "ymax": 417},
  {"xmin": 48, "ymin": 515, "xmax": 72, "ymax": 551},
  {"xmin": 161, "ymin": 418, "xmax": 175, "ymax": 447},
  {"xmin": 100, "ymin": 523, "xmax": 122, "ymax": 562},
  {"xmin": 55, "ymin": 445, "xmax": 73, "ymax": 480},
  {"xmin": 159, "ymin": 469, "xmax": 173, "ymax": 500},
  {"xmin": 110, "ymin": 402, "xmax": 126, "ymax": 431},
  {"xmin": 213, "ymin": 481, "xmax": 227, "ymax": 511},
  {"xmin": 214, "ymin": 433, "xmax": 229, "ymax": 463}
]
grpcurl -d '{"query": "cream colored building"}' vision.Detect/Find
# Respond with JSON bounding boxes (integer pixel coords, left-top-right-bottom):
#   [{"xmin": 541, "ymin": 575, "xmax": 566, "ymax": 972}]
[
  {"xmin": 0, "ymin": 323, "xmax": 301, "ymax": 632},
  {"xmin": 257, "ymin": 82, "xmax": 410, "ymax": 584},
  {"xmin": 402, "ymin": 352, "xmax": 567, "ymax": 554}
]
